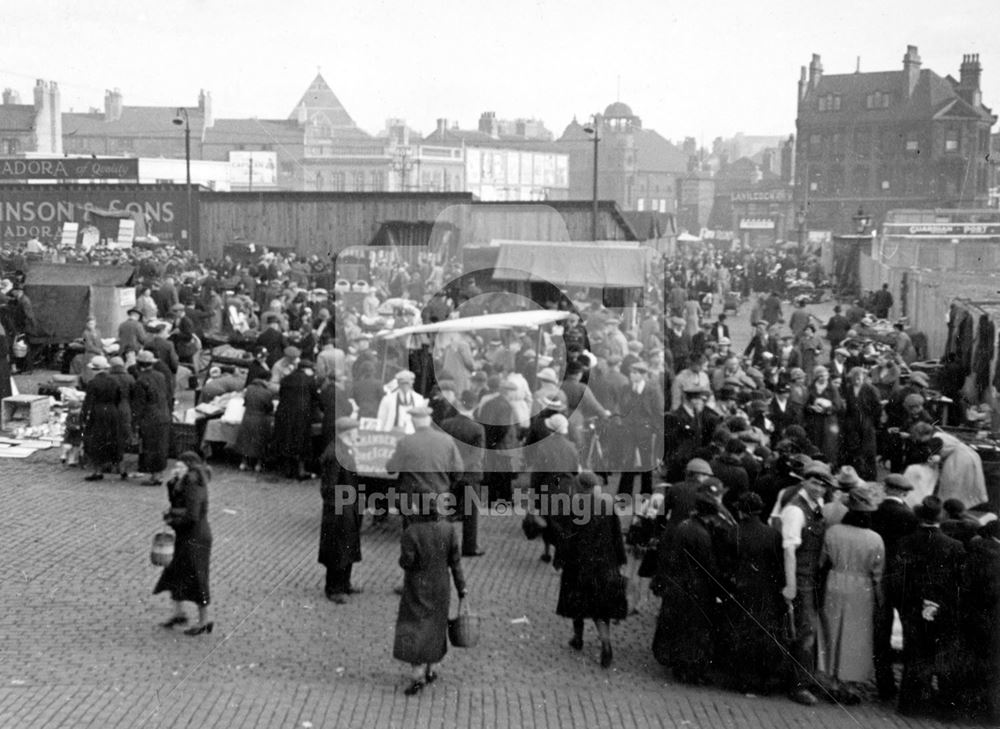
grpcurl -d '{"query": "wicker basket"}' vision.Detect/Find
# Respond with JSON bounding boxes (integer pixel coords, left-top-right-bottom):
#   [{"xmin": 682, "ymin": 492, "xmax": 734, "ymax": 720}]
[
  {"xmin": 150, "ymin": 530, "xmax": 174, "ymax": 567},
  {"xmin": 447, "ymin": 599, "xmax": 480, "ymax": 648}
]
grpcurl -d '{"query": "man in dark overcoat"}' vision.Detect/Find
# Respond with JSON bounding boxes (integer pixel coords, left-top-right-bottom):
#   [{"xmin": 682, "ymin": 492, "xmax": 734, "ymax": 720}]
[
  {"xmin": 439, "ymin": 390, "xmax": 486, "ymax": 557},
  {"xmin": 132, "ymin": 349, "xmax": 172, "ymax": 486},
  {"xmin": 318, "ymin": 417, "xmax": 363, "ymax": 604},
  {"xmin": 961, "ymin": 521, "xmax": 1000, "ymax": 723},
  {"xmin": 273, "ymin": 359, "xmax": 322, "ymax": 479},
  {"xmin": 887, "ymin": 496, "xmax": 966, "ymax": 717},
  {"xmin": 615, "ymin": 360, "xmax": 664, "ymax": 494},
  {"xmin": 871, "ymin": 473, "xmax": 919, "ymax": 700},
  {"xmin": 662, "ymin": 387, "xmax": 719, "ymax": 484}
]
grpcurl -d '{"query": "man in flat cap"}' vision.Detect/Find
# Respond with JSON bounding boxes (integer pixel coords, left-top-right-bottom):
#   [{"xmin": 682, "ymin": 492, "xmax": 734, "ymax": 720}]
[
  {"xmin": 872, "ymin": 473, "xmax": 919, "ymax": 700},
  {"xmin": 376, "ymin": 370, "xmax": 428, "ymax": 434},
  {"xmin": 779, "ymin": 460, "xmax": 835, "ymax": 706},
  {"xmin": 386, "ymin": 405, "xmax": 464, "ymax": 508}
]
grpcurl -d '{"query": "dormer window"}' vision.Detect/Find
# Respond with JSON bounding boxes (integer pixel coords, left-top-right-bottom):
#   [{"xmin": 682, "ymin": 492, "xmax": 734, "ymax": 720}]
[{"xmin": 866, "ymin": 91, "xmax": 891, "ymax": 109}]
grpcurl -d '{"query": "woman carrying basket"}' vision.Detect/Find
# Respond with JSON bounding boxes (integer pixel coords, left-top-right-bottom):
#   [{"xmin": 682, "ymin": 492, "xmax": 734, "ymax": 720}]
[
  {"xmin": 153, "ymin": 451, "xmax": 214, "ymax": 636},
  {"xmin": 392, "ymin": 493, "xmax": 467, "ymax": 696}
]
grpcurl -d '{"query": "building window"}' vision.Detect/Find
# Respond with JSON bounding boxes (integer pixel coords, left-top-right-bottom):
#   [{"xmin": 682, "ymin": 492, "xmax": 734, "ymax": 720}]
[
  {"xmin": 2, "ymin": 138, "xmax": 17, "ymax": 155},
  {"xmin": 637, "ymin": 198, "xmax": 645, "ymax": 212},
  {"xmin": 809, "ymin": 134, "xmax": 822, "ymax": 155},
  {"xmin": 315, "ymin": 173, "xmax": 324, "ymax": 191},
  {"xmin": 945, "ymin": 129, "xmax": 959, "ymax": 152},
  {"xmin": 834, "ymin": 95, "xmax": 842, "ymax": 111},
  {"xmin": 866, "ymin": 91, "xmax": 891, "ymax": 109},
  {"xmin": 905, "ymin": 133, "xmax": 919, "ymax": 153},
  {"xmin": 353, "ymin": 172, "xmax": 365, "ymax": 191},
  {"xmin": 917, "ymin": 245, "xmax": 940, "ymax": 268},
  {"xmin": 332, "ymin": 172, "xmax": 345, "ymax": 191}
]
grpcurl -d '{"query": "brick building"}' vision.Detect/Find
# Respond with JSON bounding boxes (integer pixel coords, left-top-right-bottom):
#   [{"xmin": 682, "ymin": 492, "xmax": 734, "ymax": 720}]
[
  {"xmin": 0, "ymin": 80, "xmax": 62, "ymax": 156},
  {"xmin": 795, "ymin": 45, "xmax": 997, "ymax": 233},
  {"xmin": 557, "ymin": 102, "xmax": 688, "ymax": 213},
  {"xmin": 421, "ymin": 112, "xmax": 567, "ymax": 201}
]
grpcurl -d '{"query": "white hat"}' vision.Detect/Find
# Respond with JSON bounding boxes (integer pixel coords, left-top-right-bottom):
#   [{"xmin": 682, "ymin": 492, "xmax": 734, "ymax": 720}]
[
  {"xmin": 544, "ymin": 413, "xmax": 569, "ymax": 435},
  {"xmin": 536, "ymin": 367, "xmax": 559, "ymax": 384}
]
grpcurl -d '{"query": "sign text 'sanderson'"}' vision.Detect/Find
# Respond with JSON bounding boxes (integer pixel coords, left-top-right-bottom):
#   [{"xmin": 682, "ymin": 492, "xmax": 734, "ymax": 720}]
[{"xmin": 0, "ymin": 158, "xmax": 139, "ymax": 181}]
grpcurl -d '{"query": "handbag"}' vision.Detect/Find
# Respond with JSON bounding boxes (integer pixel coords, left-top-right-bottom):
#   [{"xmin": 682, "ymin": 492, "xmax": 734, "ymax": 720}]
[{"xmin": 447, "ymin": 598, "xmax": 480, "ymax": 648}]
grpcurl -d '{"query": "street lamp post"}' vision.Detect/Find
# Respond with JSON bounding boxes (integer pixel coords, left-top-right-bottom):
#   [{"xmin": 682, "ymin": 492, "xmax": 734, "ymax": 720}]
[
  {"xmin": 172, "ymin": 108, "xmax": 192, "ymax": 250},
  {"xmin": 583, "ymin": 116, "xmax": 600, "ymax": 242}
]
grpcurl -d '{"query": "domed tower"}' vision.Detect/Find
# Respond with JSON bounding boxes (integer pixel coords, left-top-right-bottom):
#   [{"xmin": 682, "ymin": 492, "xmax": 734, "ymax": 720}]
[{"xmin": 601, "ymin": 101, "xmax": 640, "ymax": 209}]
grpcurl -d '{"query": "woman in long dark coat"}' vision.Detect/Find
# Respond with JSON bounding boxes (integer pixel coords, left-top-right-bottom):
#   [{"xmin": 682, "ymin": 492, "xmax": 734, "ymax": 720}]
[
  {"xmin": 527, "ymin": 412, "xmax": 580, "ymax": 563},
  {"xmin": 840, "ymin": 367, "xmax": 882, "ymax": 481},
  {"xmin": 318, "ymin": 418, "xmax": 363, "ymax": 603},
  {"xmin": 107, "ymin": 356, "xmax": 135, "ymax": 479},
  {"xmin": 803, "ymin": 365, "xmax": 844, "ymax": 467},
  {"xmin": 555, "ymin": 471, "xmax": 627, "ymax": 668},
  {"xmin": 81, "ymin": 357, "xmax": 124, "ymax": 481},
  {"xmin": 272, "ymin": 360, "xmax": 321, "ymax": 479},
  {"xmin": 132, "ymin": 351, "xmax": 172, "ymax": 486},
  {"xmin": 235, "ymin": 378, "xmax": 274, "ymax": 472},
  {"xmin": 720, "ymin": 492, "xmax": 787, "ymax": 693},
  {"xmin": 154, "ymin": 451, "xmax": 214, "ymax": 635},
  {"xmin": 392, "ymin": 496, "xmax": 467, "ymax": 696}
]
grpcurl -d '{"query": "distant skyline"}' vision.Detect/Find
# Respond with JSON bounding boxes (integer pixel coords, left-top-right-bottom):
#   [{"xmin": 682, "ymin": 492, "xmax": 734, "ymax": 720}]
[{"xmin": 4, "ymin": 0, "xmax": 997, "ymax": 145}]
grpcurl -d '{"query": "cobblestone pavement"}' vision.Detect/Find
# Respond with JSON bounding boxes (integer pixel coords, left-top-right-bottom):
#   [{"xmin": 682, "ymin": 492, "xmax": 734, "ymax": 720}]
[
  {"xmin": 0, "ymin": 447, "xmax": 990, "ymax": 729},
  {"xmin": 2, "ymin": 297, "xmax": 987, "ymax": 728}
]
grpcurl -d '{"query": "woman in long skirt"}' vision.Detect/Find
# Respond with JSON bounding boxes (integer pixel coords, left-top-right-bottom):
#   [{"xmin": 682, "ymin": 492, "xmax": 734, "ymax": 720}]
[
  {"xmin": 154, "ymin": 451, "xmax": 214, "ymax": 635},
  {"xmin": 392, "ymin": 495, "xmax": 467, "ymax": 695},
  {"xmin": 555, "ymin": 471, "xmax": 627, "ymax": 668}
]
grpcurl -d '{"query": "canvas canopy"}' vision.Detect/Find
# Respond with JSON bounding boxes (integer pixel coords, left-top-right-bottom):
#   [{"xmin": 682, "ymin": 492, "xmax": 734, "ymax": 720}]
[
  {"xmin": 377, "ymin": 309, "xmax": 571, "ymax": 340},
  {"xmin": 491, "ymin": 241, "xmax": 646, "ymax": 288}
]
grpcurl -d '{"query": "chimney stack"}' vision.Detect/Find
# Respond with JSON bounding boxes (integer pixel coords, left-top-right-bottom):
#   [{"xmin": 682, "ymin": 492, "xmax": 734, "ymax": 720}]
[
  {"xmin": 798, "ymin": 66, "xmax": 808, "ymax": 104},
  {"xmin": 808, "ymin": 54, "xmax": 823, "ymax": 90},
  {"xmin": 958, "ymin": 53, "xmax": 983, "ymax": 107},
  {"xmin": 436, "ymin": 118, "xmax": 448, "ymax": 136},
  {"xmin": 2, "ymin": 88, "xmax": 20, "ymax": 105},
  {"xmin": 478, "ymin": 111, "xmax": 499, "ymax": 139},
  {"xmin": 903, "ymin": 45, "xmax": 922, "ymax": 98},
  {"xmin": 198, "ymin": 89, "xmax": 213, "ymax": 129},
  {"xmin": 104, "ymin": 88, "xmax": 123, "ymax": 122}
]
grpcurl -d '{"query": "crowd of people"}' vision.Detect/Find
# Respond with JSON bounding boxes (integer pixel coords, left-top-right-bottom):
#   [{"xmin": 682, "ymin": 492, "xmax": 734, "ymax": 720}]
[{"xmin": 3, "ymin": 237, "xmax": 998, "ymax": 719}]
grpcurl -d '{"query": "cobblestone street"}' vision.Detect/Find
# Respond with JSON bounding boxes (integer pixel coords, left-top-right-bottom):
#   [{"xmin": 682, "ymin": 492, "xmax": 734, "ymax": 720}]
[{"xmin": 0, "ymin": 434, "xmax": 992, "ymax": 728}]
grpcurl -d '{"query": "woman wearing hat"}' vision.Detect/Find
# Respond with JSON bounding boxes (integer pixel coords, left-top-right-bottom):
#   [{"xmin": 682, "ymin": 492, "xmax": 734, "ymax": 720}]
[
  {"xmin": 81, "ymin": 356, "xmax": 125, "ymax": 481},
  {"xmin": 804, "ymin": 366, "xmax": 844, "ymax": 467},
  {"xmin": 154, "ymin": 451, "xmax": 214, "ymax": 635},
  {"xmin": 526, "ymin": 412, "xmax": 580, "ymax": 564},
  {"xmin": 132, "ymin": 350, "xmax": 172, "ymax": 486},
  {"xmin": 555, "ymin": 471, "xmax": 627, "ymax": 669},
  {"xmin": 841, "ymin": 367, "xmax": 882, "ymax": 480},
  {"xmin": 818, "ymin": 483, "xmax": 885, "ymax": 702}
]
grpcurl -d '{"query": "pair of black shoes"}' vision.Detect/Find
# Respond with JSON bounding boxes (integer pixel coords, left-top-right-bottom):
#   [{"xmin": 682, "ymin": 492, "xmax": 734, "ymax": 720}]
[
  {"xmin": 404, "ymin": 670, "xmax": 438, "ymax": 696},
  {"xmin": 568, "ymin": 635, "xmax": 612, "ymax": 668}
]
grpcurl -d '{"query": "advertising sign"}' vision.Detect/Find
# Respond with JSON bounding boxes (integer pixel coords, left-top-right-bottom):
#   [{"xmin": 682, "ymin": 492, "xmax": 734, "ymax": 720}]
[
  {"xmin": 0, "ymin": 186, "xmax": 195, "ymax": 246},
  {"xmin": 352, "ymin": 428, "xmax": 402, "ymax": 479},
  {"xmin": 228, "ymin": 151, "xmax": 277, "ymax": 188},
  {"xmin": 0, "ymin": 158, "xmax": 139, "ymax": 181}
]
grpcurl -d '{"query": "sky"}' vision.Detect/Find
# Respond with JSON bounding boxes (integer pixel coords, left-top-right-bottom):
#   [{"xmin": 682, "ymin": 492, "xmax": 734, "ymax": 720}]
[{"xmin": 3, "ymin": 0, "xmax": 998, "ymax": 145}]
